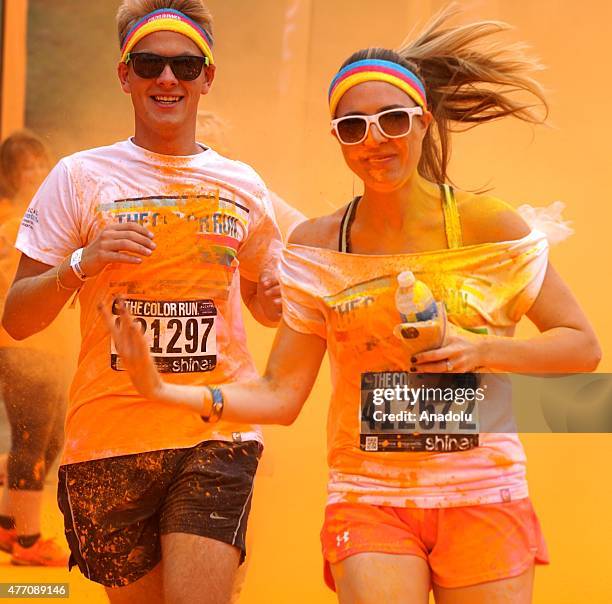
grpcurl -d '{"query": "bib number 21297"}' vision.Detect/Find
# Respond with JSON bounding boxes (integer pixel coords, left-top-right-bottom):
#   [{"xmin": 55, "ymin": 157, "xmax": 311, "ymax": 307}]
[{"xmin": 110, "ymin": 298, "xmax": 217, "ymax": 373}]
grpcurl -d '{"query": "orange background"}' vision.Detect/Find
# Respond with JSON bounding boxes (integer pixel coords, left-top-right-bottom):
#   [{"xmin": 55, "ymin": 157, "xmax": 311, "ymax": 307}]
[{"xmin": 2, "ymin": 1, "xmax": 611, "ymax": 602}]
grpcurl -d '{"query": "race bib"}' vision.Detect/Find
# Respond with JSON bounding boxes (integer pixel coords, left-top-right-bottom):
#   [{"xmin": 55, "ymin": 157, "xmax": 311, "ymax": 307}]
[
  {"xmin": 110, "ymin": 298, "xmax": 217, "ymax": 373},
  {"xmin": 360, "ymin": 371, "xmax": 480, "ymax": 452}
]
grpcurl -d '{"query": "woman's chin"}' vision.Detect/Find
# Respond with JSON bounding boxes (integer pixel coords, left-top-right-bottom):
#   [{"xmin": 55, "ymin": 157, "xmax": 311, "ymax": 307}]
[{"xmin": 363, "ymin": 176, "xmax": 408, "ymax": 194}]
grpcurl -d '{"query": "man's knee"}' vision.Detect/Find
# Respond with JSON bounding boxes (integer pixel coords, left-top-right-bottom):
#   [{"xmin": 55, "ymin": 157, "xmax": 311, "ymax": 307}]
[
  {"xmin": 104, "ymin": 562, "xmax": 164, "ymax": 604},
  {"xmin": 162, "ymin": 533, "xmax": 240, "ymax": 604}
]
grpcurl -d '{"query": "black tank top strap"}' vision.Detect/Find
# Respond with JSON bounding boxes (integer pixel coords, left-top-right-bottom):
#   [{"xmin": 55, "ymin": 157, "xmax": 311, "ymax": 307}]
[
  {"xmin": 339, "ymin": 196, "xmax": 361, "ymax": 253},
  {"xmin": 338, "ymin": 187, "xmax": 462, "ymax": 253}
]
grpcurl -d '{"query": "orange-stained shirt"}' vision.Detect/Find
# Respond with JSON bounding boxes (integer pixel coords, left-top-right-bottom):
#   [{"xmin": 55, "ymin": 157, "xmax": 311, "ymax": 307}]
[
  {"xmin": 15, "ymin": 139, "xmax": 282, "ymax": 465},
  {"xmin": 280, "ymin": 230, "xmax": 549, "ymax": 508},
  {"xmin": 269, "ymin": 191, "xmax": 306, "ymax": 243}
]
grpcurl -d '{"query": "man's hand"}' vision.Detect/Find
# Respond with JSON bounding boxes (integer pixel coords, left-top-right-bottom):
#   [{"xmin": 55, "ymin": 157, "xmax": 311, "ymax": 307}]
[
  {"xmin": 257, "ymin": 264, "xmax": 282, "ymax": 323},
  {"xmin": 99, "ymin": 298, "xmax": 163, "ymax": 400},
  {"xmin": 240, "ymin": 262, "xmax": 282, "ymax": 327},
  {"xmin": 81, "ymin": 223, "xmax": 156, "ymax": 278}
]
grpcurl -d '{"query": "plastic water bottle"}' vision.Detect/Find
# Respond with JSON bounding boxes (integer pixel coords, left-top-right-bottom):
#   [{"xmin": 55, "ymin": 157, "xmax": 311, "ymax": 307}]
[{"xmin": 395, "ymin": 271, "xmax": 438, "ymax": 322}]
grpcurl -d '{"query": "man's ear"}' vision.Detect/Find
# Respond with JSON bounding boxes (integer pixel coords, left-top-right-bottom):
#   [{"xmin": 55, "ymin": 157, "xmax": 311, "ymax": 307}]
[
  {"xmin": 200, "ymin": 64, "xmax": 216, "ymax": 96},
  {"xmin": 118, "ymin": 62, "xmax": 131, "ymax": 94}
]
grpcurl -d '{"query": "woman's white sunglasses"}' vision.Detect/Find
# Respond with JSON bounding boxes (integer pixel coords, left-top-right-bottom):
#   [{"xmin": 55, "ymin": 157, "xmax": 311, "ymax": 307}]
[{"xmin": 331, "ymin": 106, "xmax": 423, "ymax": 145}]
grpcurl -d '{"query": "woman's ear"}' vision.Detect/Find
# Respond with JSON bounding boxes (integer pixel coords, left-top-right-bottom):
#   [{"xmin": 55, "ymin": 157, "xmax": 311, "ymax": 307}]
[{"xmin": 418, "ymin": 110, "xmax": 433, "ymax": 131}]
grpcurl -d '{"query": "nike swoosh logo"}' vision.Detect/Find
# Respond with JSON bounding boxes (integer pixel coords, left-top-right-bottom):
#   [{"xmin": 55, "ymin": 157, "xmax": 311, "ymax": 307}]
[{"xmin": 210, "ymin": 511, "xmax": 229, "ymax": 520}]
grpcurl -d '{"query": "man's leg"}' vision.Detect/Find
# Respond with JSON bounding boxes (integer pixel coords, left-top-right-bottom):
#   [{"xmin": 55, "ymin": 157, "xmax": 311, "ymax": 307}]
[
  {"xmin": 162, "ymin": 533, "xmax": 240, "ymax": 604},
  {"xmin": 57, "ymin": 451, "xmax": 179, "ymax": 594},
  {"xmin": 105, "ymin": 561, "xmax": 164, "ymax": 604},
  {"xmin": 158, "ymin": 440, "xmax": 262, "ymax": 604},
  {"xmin": 229, "ymin": 545, "xmax": 250, "ymax": 604}
]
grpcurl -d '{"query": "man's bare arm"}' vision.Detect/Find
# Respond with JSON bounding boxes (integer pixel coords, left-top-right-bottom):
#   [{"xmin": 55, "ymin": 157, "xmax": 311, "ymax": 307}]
[{"xmin": 2, "ymin": 223, "xmax": 156, "ymax": 340}]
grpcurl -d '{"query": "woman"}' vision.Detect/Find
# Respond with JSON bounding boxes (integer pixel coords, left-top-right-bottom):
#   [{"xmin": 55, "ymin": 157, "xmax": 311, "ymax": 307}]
[
  {"xmin": 0, "ymin": 130, "xmax": 69, "ymax": 566},
  {"xmin": 103, "ymin": 8, "xmax": 600, "ymax": 603}
]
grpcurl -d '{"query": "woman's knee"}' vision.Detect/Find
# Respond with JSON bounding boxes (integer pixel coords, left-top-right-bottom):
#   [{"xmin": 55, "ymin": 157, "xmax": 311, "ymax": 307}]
[{"xmin": 332, "ymin": 553, "xmax": 430, "ymax": 604}]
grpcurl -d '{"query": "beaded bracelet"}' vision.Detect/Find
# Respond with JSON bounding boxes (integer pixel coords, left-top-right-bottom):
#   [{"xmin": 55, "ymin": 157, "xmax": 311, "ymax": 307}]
[{"xmin": 202, "ymin": 385, "xmax": 224, "ymax": 423}]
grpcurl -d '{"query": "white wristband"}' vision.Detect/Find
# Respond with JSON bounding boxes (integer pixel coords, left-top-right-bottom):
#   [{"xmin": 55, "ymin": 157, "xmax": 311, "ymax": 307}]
[{"xmin": 70, "ymin": 247, "xmax": 88, "ymax": 281}]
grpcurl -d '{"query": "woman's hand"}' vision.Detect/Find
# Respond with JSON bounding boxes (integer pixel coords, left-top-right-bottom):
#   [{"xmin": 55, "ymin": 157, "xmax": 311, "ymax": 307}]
[
  {"xmin": 99, "ymin": 298, "xmax": 164, "ymax": 400},
  {"xmin": 411, "ymin": 323, "xmax": 485, "ymax": 373}
]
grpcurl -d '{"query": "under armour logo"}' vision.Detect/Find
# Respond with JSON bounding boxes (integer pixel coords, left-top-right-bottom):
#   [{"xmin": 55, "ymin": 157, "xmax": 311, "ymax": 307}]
[{"xmin": 336, "ymin": 531, "xmax": 349, "ymax": 547}]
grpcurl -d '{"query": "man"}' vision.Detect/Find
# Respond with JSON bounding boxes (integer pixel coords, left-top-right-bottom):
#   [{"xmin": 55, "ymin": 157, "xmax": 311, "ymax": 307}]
[{"xmin": 2, "ymin": 1, "xmax": 281, "ymax": 602}]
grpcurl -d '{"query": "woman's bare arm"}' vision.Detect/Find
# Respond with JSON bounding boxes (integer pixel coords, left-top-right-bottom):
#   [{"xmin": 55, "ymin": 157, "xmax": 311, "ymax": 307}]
[
  {"xmin": 413, "ymin": 199, "xmax": 601, "ymax": 373},
  {"xmin": 101, "ymin": 300, "xmax": 327, "ymax": 424}
]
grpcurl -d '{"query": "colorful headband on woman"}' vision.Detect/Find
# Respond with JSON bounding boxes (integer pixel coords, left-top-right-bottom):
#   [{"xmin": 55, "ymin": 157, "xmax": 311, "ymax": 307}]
[
  {"xmin": 120, "ymin": 8, "xmax": 214, "ymax": 65},
  {"xmin": 328, "ymin": 59, "xmax": 427, "ymax": 116}
]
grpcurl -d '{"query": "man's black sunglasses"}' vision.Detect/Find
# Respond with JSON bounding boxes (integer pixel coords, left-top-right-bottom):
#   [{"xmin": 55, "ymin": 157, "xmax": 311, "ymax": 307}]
[{"xmin": 125, "ymin": 52, "xmax": 209, "ymax": 81}]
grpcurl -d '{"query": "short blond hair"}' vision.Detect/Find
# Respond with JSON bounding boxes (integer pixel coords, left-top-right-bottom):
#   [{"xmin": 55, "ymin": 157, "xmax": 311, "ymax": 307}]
[
  {"xmin": 0, "ymin": 130, "xmax": 50, "ymax": 200},
  {"xmin": 116, "ymin": 0, "xmax": 213, "ymax": 48}
]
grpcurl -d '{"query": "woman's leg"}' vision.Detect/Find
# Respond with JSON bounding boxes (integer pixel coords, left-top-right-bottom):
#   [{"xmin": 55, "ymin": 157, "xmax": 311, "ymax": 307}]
[
  {"xmin": 0, "ymin": 453, "xmax": 7, "ymax": 484},
  {"xmin": 426, "ymin": 498, "xmax": 546, "ymax": 604},
  {"xmin": 0, "ymin": 453, "xmax": 9, "ymax": 511},
  {"xmin": 331, "ymin": 552, "xmax": 430, "ymax": 604},
  {"xmin": 433, "ymin": 565, "xmax": 534, "ymax": 604},
  {"xmin": 42, "ymin": 379, "xmax": 67, "ymax": 478},
  {"xmin": 6, "ymin": 376, "xmax": 66, "ymax": 543},
  {"xmin": 0, "ymin": 348, "xmax": 68, "ymax": 562}
]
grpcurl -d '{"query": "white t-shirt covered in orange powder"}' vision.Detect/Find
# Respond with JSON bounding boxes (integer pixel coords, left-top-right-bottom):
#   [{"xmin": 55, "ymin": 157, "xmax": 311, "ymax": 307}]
[
  {"xmin": 280, "ymin": 231, "xmax": 549, "ymax": 508},
  {"xmin": 16, "ymin": 139, "xmax": 281, "ymax": 465}
]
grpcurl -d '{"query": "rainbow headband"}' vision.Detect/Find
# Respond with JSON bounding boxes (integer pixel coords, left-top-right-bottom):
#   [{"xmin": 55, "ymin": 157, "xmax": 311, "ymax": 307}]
[
  {"xmin": 120, "ymin": 9, "xmax": 214, "ymax": 65},
  {"xmin": 328, "ymin": 59, "xmax": 427, "ymax": 116}
]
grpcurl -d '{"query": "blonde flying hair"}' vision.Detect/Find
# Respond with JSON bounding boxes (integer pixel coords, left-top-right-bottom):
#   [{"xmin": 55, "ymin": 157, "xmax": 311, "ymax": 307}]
[
  {"xmin": 340, "ymin": 5, "xmax": 548, "ymax": 184},
  {"xmin": 116, "ymin": 0, "xmax": 213, "ymax": 49}
]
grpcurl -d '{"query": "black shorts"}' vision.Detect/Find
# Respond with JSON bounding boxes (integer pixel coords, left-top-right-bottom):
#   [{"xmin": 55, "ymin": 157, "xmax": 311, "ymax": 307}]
[{"xmin": 57, "ymin": 439, "xmax": 262, "ymax": 588}]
